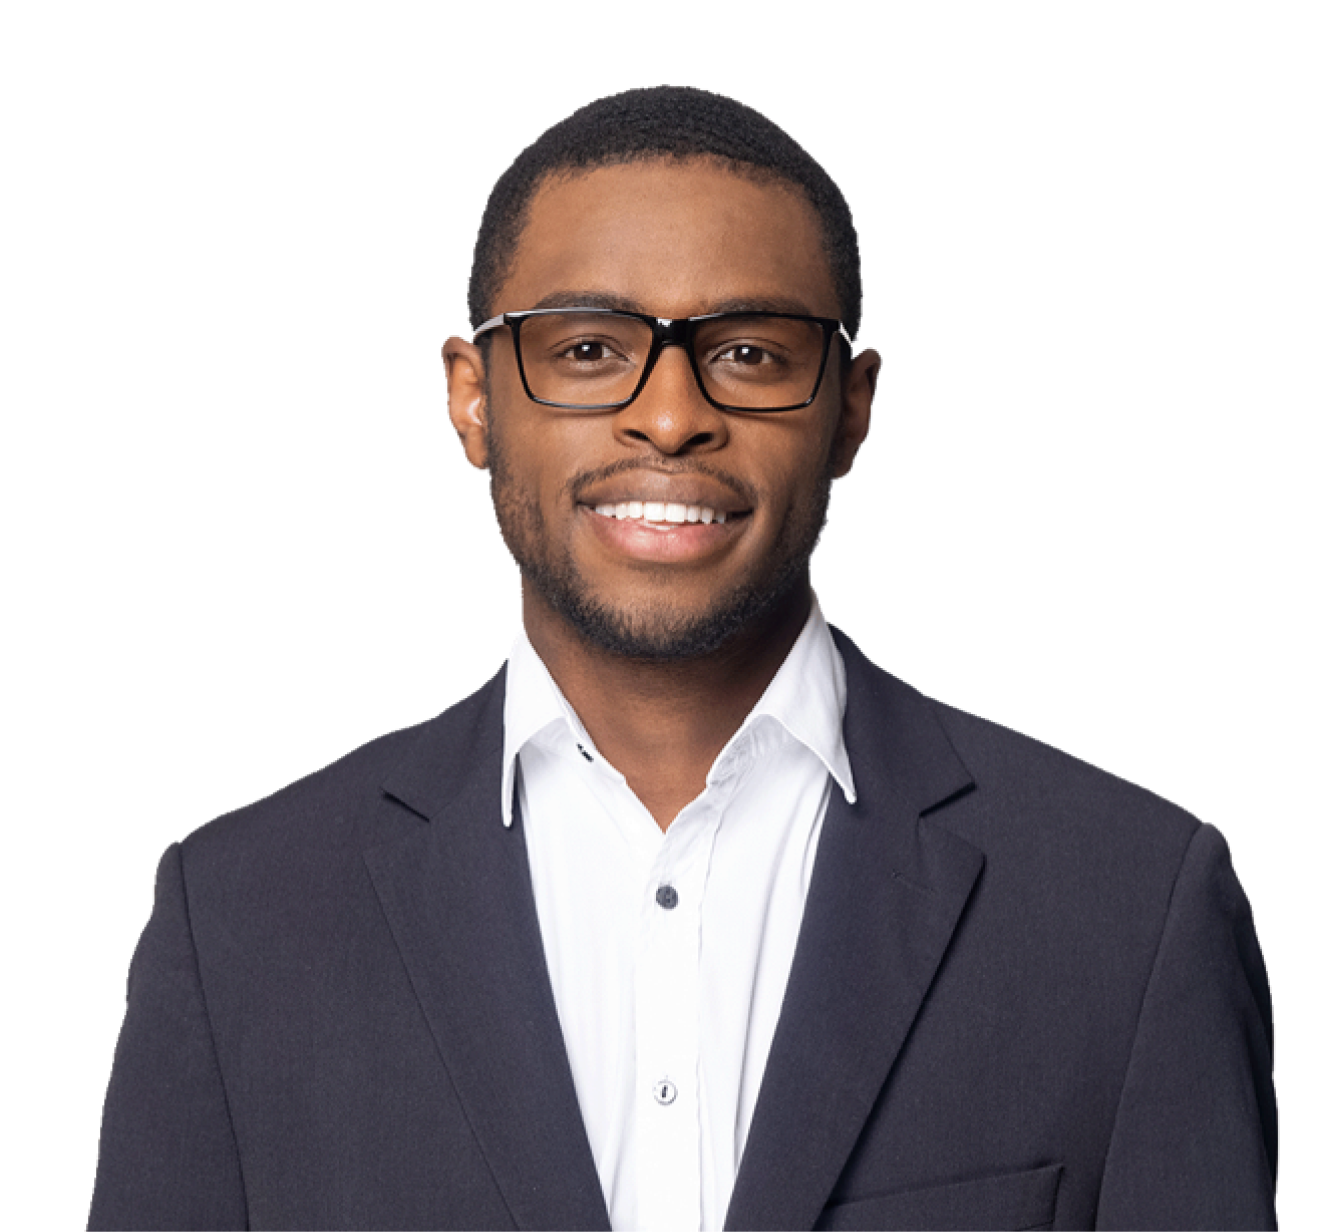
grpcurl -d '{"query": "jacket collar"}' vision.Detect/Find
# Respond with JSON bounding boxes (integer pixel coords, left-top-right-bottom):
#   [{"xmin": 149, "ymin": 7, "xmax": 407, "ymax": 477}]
[{"xmin": 378, "ymin": 626, "xmax": 969, "ymax": 841}]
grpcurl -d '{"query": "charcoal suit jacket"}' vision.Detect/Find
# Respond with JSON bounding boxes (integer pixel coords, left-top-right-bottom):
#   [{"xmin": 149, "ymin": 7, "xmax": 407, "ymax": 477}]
[{"xmin": 89, "ymin": 631, "xmax": 1277, "ymax": 1230}]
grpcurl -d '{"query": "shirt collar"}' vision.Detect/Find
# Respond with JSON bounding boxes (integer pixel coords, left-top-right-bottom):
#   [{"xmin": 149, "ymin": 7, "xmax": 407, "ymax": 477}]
[
  {"xmin": 500, "ymin": 600, "xmax": 855, "ymax": 828},
  {"xmin": 500, "ymin": 631, "xmax": 594, "ymax": 828}
]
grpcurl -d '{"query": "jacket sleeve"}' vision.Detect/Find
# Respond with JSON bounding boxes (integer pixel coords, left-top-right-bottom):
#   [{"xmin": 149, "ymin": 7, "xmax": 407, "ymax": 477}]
[
  {"xmin": 89, "ymin": 843, "xmax": 248, "ymax": 1230},
  {"xmin": 1096, "ymin": 822, "xmax": 1277, "ymax": 1230}
]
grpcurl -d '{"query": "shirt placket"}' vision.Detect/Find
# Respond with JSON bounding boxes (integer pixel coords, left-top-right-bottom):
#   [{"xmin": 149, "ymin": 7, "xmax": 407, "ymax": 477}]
[
  {"xmin": 633, "ymin": 743, "xmax": 752, "ymax": 1231},
  {"xmin": 633, "ymin": 802, "xmax": 722, "ymax": 1229}
]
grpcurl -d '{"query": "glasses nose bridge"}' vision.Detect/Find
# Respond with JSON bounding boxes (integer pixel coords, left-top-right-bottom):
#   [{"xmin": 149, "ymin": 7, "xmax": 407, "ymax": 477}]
[
  {"xmin": 652, "ymin": 315, "xmax": 694, "ymax": 348},
  {"xmin": 637, "ymin": 315, "xmax": 704, "ymax": 401}
]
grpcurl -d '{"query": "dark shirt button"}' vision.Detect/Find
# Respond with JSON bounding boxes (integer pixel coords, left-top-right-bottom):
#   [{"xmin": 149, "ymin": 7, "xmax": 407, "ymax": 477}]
[{"xmin": 656, "ymin": 884, "xmax": 679, "ymax": 910}]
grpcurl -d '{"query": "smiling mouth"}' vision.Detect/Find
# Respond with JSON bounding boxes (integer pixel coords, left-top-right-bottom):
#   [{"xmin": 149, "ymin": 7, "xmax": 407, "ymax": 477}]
[
  {"xmin": 580, "ymin": 495, "xmax": 750, "ymax": 565},
  {"xmin": 590, "ymin": 500, "xmax": 731, "ymax": 526}
]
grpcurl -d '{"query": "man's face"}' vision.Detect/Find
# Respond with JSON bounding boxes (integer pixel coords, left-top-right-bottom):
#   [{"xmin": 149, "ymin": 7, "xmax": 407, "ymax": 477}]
[{"xmin": 447, "ymin": 159, "xmax": 875, "ymax": 661}]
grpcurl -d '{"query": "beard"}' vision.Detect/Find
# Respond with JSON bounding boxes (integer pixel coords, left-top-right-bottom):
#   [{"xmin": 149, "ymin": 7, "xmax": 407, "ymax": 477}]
[{"xmin": 486, "ymin": 418, "xmax": 835, "ymax": 663}]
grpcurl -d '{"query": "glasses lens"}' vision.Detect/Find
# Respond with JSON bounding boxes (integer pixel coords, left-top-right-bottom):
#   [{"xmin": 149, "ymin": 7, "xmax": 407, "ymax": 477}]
[
  {"xmin": 517, "ymin": 311, "xmax": 653, "ymax": 407},
  {"xmin": 693, "ymin": 315, "xmax": 827, "ymax": 409},
  {"xmin": 512, "ymin": 310, "xmax": 832, "ymax": 410}
]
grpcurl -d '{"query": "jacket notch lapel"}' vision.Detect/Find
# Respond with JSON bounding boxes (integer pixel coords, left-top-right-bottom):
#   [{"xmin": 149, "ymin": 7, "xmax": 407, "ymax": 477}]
[
  {"xmin": 725, "ymin": 635, "xmax": 985, "ymax": 1231},
  {"xmin": 364, "ymin": 676, "xmax": 610, "ymax": 1231}
]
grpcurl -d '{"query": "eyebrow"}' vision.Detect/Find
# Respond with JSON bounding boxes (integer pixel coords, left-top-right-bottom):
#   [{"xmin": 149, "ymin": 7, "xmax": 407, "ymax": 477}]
[{"xmin": 528, "ymin": 291, "xmax": 826, "ymax": 319}]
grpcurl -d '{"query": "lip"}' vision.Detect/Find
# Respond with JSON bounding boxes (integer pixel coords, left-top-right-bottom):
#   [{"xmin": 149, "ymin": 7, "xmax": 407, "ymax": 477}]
[
  {"xmin": 581, "ymin": 503, "xmax": 747, "ymax": 564},
  {"xmin": 576, "ymin": 471, "xmax": 752, "ymax": 519}
]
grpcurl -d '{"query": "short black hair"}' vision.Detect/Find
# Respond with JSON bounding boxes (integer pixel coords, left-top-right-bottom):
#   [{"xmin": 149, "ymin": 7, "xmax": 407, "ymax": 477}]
[{"xmin": 467, "ymin": 86, "xmax": 862, "ymax": 339}]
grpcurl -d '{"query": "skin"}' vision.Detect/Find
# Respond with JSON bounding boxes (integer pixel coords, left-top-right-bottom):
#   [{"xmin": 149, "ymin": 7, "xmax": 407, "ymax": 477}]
[{"xmin": 444, "ymin": 159, "xmax": 880, "ymax": 829}]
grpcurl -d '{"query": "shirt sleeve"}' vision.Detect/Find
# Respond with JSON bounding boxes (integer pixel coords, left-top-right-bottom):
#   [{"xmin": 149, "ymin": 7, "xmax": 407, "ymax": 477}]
[
  {"xmin": 88, "ymin": 843, "xmax": 248, "ymax": 1230},
  {"xmin": 1095, "ymin": 822, "xmax": 1277, "ymax": 1230}
]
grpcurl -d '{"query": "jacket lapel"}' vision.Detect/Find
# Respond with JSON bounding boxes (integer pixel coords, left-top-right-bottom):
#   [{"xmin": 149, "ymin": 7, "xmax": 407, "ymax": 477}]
[
  {"xmin": 363, "ymin": 671, "xmax": 610, "ymax": 1231},
  {"xmin": 362, "ymin": 635, "xmax": 983, "ymax": 1231},
  {"xmin": 725, "ymin": 632, "xmax": 986, "ymax": 1231}
]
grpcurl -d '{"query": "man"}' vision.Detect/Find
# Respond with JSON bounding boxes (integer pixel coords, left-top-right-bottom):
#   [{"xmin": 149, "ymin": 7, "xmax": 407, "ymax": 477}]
[{"xmin": 89, "ymin": 86, "xmax": 1276, "ymax": 1231}]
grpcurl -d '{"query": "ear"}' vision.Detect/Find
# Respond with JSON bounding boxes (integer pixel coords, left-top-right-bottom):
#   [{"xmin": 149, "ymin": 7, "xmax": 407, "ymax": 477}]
[
  {"xmin": 829, "ymin": 347, "xmax": 880, "ymax": 478},
  {"xmin": 443, "ymin": 337, "xmax": 490, "ymax": 470}
]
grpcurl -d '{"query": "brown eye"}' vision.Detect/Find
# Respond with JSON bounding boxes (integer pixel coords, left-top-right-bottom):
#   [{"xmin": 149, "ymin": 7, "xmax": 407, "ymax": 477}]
[
  {"xmin": 713, "ymin": 342, "xmax": 786, "ymax": 369},
  {"xmin": 557, "ymin": 339, "xmax": 621, "ymax": 364}
]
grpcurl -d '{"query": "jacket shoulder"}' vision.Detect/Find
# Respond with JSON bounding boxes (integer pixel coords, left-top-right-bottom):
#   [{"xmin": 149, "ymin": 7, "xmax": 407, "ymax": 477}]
[
  {"xmin": 932, "ymin": 697, "xmax": 1201, "ymax": 845},
  {"xmin": 178, "ymin": 667, "xmax": 505, "ymax": 872},
  {"xmin": 833, "ymin": 626, "xmax": 1201, "ymax": 856}
]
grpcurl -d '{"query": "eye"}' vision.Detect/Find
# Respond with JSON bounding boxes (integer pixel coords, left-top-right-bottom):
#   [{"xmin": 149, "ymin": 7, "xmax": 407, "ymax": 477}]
[
  {"xmin": 557, "ymin": 339, "xmax": 622, "ymax": 364},
  {"xmin": 717, "ymin": 343, "xmax": 774, "ymax": 366}
]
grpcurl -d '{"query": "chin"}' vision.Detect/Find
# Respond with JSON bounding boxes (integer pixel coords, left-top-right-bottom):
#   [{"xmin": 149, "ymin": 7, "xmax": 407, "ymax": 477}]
[{"xmin": 531, "ymin": 565, "xmax": 805, "ymax": 663}]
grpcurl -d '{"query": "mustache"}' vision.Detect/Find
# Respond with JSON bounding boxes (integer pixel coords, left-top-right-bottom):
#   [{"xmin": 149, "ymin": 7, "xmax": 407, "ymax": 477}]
[{"xmin": 566, "ymin": 457, "xmax": 759, "ymax": 509}]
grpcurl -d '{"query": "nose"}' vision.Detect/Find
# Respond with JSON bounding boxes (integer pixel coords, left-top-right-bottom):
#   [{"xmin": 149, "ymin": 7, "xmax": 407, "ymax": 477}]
[{"xmin": 612, "ymin": 344, "xmax": 730, "ymax": 456}]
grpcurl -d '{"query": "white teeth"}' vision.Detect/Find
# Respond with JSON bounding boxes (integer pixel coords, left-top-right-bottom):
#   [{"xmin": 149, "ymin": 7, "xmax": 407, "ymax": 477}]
[{"xmin": 592, "ymin": 501, "xmax": 728, "ymax": 525}]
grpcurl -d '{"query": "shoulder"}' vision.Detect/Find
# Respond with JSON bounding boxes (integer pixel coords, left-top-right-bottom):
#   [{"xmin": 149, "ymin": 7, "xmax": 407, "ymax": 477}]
[
  {"xmin": 833, "ymin": 628, "xmax": 1205, "ymax": 898},
  {"xmin": 933, "ymin": 696, "xmax": 1200, "ymax": 847},
  {"xmin": 177, "ymin": 666, "xmax": 506, "ymax": 878},
  {"xmin": 926, "ymin": 695, "xmax": 1209, "ymax": 922},
  {"xmin": 844, "ymin": 645, "xmax": 1259, "ymax": 1002}
]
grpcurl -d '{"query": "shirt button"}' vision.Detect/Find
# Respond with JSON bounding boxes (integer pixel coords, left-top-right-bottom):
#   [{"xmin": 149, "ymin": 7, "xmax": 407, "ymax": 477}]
[
  {"xmin": 653, "ymin": 1079, "xmax": 677, "ymax": 1106},
  {"xmin": 655, "ymin": 884, "xmax": 679, "ymax": 910}
]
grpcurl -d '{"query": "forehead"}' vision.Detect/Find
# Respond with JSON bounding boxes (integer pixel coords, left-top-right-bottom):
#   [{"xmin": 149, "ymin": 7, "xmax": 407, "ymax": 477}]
[{"xmin": 497, "ymin": 159, "xmax": 839, "ymax": 320}]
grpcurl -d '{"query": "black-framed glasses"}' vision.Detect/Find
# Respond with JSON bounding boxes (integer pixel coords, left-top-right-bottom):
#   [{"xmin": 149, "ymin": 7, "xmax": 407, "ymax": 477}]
[{"xmin": 472, "ymin": 307, "xmax": 853, "ymax": 413}]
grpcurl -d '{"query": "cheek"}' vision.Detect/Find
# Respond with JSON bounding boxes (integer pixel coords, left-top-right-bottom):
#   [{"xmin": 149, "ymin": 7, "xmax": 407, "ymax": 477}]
[
  {"xmin": 739, "ymin": 421, "xmax": 834, "ymax": 509},
  {"xmin": 490, "ymin": 404, "xmax": 601, "ymax": 511}
]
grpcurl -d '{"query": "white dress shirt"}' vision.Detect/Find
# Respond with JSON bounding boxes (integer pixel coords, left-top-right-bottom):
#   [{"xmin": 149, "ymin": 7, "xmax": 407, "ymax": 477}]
[{"xmin": 501, "ymin": 602, "xmax": 855, "ymax": 1231}]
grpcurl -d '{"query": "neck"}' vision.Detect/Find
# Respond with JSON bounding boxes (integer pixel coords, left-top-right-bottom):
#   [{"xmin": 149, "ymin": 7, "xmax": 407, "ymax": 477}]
[{"xmin": 523, "ymin": 582, "xmax": 813, "ymax": 832}]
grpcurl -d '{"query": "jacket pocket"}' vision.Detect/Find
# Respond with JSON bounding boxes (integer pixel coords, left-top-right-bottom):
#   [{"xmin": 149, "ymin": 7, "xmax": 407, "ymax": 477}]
[{"xmin": 816, "ymin": 1162, "xmax": 1062, "ymax": 1231}]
